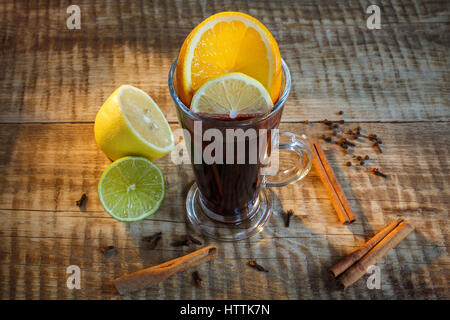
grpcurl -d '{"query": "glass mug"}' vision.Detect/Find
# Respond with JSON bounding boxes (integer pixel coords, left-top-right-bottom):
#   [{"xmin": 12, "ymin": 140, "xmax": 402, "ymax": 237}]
[{"xmin": 169, "ymin": 58, "xmax": 312, "ymax": 241}]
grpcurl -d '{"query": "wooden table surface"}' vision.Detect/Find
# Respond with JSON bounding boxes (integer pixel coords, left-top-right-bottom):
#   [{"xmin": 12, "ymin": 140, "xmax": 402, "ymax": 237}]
[{"xmin": 0, "ymin": 0, "xmax": 448, "ymax": 300}]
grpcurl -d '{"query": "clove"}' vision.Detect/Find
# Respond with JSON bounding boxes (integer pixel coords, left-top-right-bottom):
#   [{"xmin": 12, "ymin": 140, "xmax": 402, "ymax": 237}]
[
  {"xmin": 76, "ymin": 193, "xmax": 88, "ymax": 208},
  {"xmin": 371, "ymin": 168, "xmax": 388, "ymax": 178},
  {"xmin": 142, "ymin": 232, "xmax": 162, "ymax": 250},
  {"xmin": 373, "ymin": 142, "xmax": 383, "ymax": 153},
  {"xmin": 285, "ymin": 209, "xmax": 293, "ymax": 227},
  {"xmin": 192, "ymin": 271, "xmax": 203, "ymax": 287},
  {"xmin": 99, "ymin": 246, "xmax": 118, "ymax": 259},
  {"xmin": 171, "ymin": 235, "xmax": 202, "ymax": 247},
  {"xmin": 322, "ymin": 135, "xmax": 332, "ymax": 143},
  {"xmin": 248, "ymin": 260, "xmax": 269, "ymax": 273},
  {"xmin": 186, "ymin": 234, "xmax": 202, "ymax": 245}
]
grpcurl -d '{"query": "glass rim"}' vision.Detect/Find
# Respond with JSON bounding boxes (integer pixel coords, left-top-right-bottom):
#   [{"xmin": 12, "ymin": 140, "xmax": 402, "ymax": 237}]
[{"xmin": 168, "ymin": 58, "xmax": 291, "ymax": 127}]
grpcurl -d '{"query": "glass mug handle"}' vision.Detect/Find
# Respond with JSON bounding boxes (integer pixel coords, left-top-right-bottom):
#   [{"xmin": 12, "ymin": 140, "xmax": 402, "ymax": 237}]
[{"xmin": 262, "ymin": 132, "xmax": 313, "ymax": 187}]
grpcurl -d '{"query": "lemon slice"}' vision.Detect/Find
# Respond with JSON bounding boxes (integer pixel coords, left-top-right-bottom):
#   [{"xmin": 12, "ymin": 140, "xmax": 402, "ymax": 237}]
[
  {"xmin": 98, "ymin": 157, "xmax": 165, "ymax": 221},
  {"xmin": 95, "ymin": 85, "xmax": 174, "ymax": 161},
  {"xmin": 191, "ymin": 72, "xmax": 274, "ymax": 119}
]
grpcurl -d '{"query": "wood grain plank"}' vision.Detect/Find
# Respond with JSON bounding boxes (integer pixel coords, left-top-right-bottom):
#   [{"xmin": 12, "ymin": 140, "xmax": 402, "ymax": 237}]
[
  {"xmin": 0, "ymin": 0, "xmax": 449, "ymax": 301},
  {"xmin": 0, "ymin": 122, "xmax": 448, "ymax": 216},
  {"xmin": 0, "ymin": 121, "xmax": 448, "ymax": 299},
  {"xmin": 0, "ymin": 209, "xmax": 448, "ymax": 300},
  {"xmin": 0, "ymin": 0, "xmax": 448, "ymax": 123}
]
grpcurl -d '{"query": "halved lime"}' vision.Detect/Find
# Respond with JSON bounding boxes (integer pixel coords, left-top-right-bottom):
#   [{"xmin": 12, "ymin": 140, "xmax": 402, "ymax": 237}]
[{"xmin": 98, "ymin": 157, "xmax": 165, "ymax": 221}]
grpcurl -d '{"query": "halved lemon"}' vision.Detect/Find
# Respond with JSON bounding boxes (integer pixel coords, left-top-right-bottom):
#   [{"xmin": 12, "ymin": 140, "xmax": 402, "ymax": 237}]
[
  {"xmin": 176, "ymin": 12, "xmax": 282, "ymax": 106},
  {"xmin": 94, "ymin": 85, "xmax": 174, "ymax": 161},
  {"xmin": 191, "ymin": 72, "xmax": 273, "ymax": 119}
]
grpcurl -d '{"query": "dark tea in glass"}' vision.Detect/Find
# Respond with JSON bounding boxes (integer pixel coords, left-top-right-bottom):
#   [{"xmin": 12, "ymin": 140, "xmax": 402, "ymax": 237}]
[{"xmin": 169, "ymin": 59, "xmax": 312, "ymax": 241}]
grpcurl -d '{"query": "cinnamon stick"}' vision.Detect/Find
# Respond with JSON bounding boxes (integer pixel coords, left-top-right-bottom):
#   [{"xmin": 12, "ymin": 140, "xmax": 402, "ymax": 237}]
[
  {"xmin": 311, "ymin": 141, "xmax": 355, "ymax": 224},
  {"xmin": 330, "ymin": 218, "xmax": 403, "ymax": 277},
  {"xmin": 337, "ymin": 220, "xmax": 414, "ymax": 289},
  {"xmin": 114, "ymin": 245, "xmax": 218, "ymax": 295}
]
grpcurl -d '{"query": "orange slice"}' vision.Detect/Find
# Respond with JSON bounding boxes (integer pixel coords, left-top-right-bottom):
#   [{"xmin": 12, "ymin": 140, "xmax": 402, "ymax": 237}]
[{"xmin": 176, "ymin": 12, "xmax": 282, "ymax": 106}]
